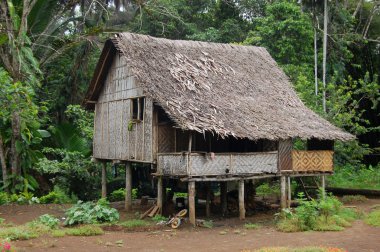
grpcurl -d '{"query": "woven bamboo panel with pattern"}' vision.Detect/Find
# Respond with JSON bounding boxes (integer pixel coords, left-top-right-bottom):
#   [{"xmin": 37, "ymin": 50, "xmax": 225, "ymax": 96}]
[
  {"xmin": 292, "ymin": 150, "xmax": 333, "ymax": 172},
  {"xmin": 278, "ymin": 139, "xmax": 293, "ymax": 171},
  {"xmin": 234, "ymin": 153, "xmax": 277, "ymax": 174},
  {"xmin": 158, "ymin": 126, "xmax": 175, "ymax": 153}
]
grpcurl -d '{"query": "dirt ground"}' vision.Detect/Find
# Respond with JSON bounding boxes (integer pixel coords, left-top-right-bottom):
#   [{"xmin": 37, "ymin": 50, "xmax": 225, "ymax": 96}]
[{"xmin": 2, "ymin": 199, "xmax": 380, "ymax": 252}]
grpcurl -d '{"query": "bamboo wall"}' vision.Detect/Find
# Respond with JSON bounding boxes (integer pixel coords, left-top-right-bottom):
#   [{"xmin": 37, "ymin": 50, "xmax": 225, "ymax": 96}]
[
  {"xmin": 157, "ymin": 152, "xmax": 278, "ymax": 176},
  {"xmin": 93, "ymin": 53, "xmax": 153, "ymax": 162}
]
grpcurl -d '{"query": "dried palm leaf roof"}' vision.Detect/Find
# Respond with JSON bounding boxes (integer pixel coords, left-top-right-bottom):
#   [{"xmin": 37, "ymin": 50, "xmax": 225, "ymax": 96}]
[{"xmin": 85, "ymin": 32, "xmax": 354, "ymax": 141}]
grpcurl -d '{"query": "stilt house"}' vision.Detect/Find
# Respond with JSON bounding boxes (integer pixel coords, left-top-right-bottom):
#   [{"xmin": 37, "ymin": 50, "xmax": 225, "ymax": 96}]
[{"xmin": 84, "ymin": 33, "xmax": 354, "ymax": 224}]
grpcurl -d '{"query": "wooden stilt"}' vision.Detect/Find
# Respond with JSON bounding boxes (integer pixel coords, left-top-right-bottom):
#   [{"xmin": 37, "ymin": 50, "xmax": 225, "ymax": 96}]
[
  {"xmin": 287, "ymin": 176, "xmax": 291, "ymax": 208},
  {"xmin": 206, "ymin": 183, "xmax": 211, "ymax": 218},
  {"xmin": 188, "ymin": 181, "xmax": 196, "ymax": 226},
  {"xmin": 321, "ymin": 175, "xmax": 326, "ymax": 199},
  {"xmin": 221, "ymin": 182, "xmax": 227, "ymax": 216},
  {"xmin": 157, "ymin": 176, "xmax": 163, "ymax": 214},
  {"xmin": 280, "ymin": 175, "xmax": 287, "ymax": 209},
  {"xmin": 239, "ymin": 180, "xmax": 245, "ymax": 220},
  {"xmin": 125, "ymin": 162, "xmax": 132, "ymax": 211},
  {"xmin": 101, "ymin": 162, "xmax": 107, "ymax": 198}
]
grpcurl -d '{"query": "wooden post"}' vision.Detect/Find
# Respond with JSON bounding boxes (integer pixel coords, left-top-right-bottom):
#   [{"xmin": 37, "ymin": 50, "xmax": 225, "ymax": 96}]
[
  {"xmin": 280, "ymin": 175, "xmax": 287, "ymax": 209},
  {"xmin": 157, "ymin": 176, "xmax": 163, "ymax": 214},
  {"xmin": 125, "ymin": 162, "xmax": 132, "ymax": 211},
  {"xmin": 221, "ymin": 182, "xmax": 227, "ymax": 216},
  {"xmin": 188, "ymin": 181, "xmax": 196, "ymax": 226},
  {"xmin": 206, "ymin": 183, "xmax": 211, "ymax": 218},
  {"xmin": 321, "ymin": 175, "xmax": 326, "ymax": 199},
  {"xmin": 101, "ymin": 162, "xmax": 107, "ymax": 198},
  {"xmin": 239, "ymin": 180, "xmax": 245, "ymax": 220},
  {"xmin": 287, "ymin": 176, "xmax": 291, "ymax": 208}
]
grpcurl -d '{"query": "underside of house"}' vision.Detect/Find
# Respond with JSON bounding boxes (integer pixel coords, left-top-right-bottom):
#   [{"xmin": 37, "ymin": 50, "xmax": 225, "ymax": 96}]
[{"xmin": 84, "ymin": 33, "xmax": 354, "ymax": 225}]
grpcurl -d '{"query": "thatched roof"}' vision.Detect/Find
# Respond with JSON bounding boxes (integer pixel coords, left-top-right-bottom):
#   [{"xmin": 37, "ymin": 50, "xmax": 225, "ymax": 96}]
[{"xmin": 85, "ymin": 32, "xmax": 354, "ymax": 141}]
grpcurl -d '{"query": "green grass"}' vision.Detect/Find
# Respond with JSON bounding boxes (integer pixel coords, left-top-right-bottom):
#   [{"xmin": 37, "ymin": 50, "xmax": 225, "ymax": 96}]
[
  {"xmin": 119, "ymin": 219, "xmax": 150, "ymax": 229},
  {"xmin": 65, "ymin": 225, "xmax": 104, "ymax": 236},
  {"xmin": 244, "ymin": 223, "xmax": 260, "ymax": 230},
  {"xmin": 365, "ymin": 209, "xmax": 380, "ymax": 227},
  {"xmin": 340, "ymin": 195, "xmax": 368, "ymax": 204},
  {"xmin": 253, "ymin": 247, "xmax": 347, "ymax": 252},
  {"xmin": 51, "ymin": 225, "xmax": 104, "ymax": 237},
  {"xmin": 0, "ymin": 226, "xmax": 39, "ymax": 241},
  {"xmin": 276, "ymin": 208, "xmax": 359, "ymax": 233},
  {"xmin": 328, "ymin": 165, "xmax": 380, "ymax": 190}
]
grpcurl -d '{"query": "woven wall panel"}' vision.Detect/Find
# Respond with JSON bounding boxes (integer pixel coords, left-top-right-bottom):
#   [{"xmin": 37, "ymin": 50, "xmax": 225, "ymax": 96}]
[
  {"xmin": 278, "ymin": 139, "xmax": 293, "ymax": 171},
  {"xmin": 292, "ymin": 150, "xmax": 333, "ymax": 172},
  {"xmin": 157, "ymin": 154, "xmax": 187, "ymax": 175},
  {"xmin": 158, "ymin": 125, "xmax": 175, "ymax": 153},
  {"xmin": 234, "ymin": 153, "xmax": 277, "ymax": 174},
  {"xmin": 189, "ymin": 155, "xmax": 230, "ymax": 176}
]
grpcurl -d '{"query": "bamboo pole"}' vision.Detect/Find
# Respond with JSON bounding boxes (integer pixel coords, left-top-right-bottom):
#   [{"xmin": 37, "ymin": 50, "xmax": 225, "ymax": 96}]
[
  {"xmin": 101, "ymin": 162, "xmax": 107, "ymax": 198},
  {"xmin": 125, "ymin": 162, "xmax": 132, "ymax": 211},
  {"xmin": 287, "ymin": 176, "xmax": 291, "ymax": 208},
  {"xmin": 206, "ymin": 183, "xmax": 211, "ymax": 218},
  {"xmin": 221, "ymin": 182, "xmax": 227, "ymax": 216},
  {"xmin": 280, "ymin": 175, "xmax": 287, "ymax": 209},
  {"xmin": 321, "ymin": 175, "xmax": 326, "ymax": 199},
  {"xmin": 188, "ymin": 181, "xmax": 196, "ymax": 226},
  {"xmin": 157, "ymin": 176, "xmax": 163, "ymax": 214},
  {"xmin": 239, "ymin": 180, "xmax": 245, "ymax": 220}
]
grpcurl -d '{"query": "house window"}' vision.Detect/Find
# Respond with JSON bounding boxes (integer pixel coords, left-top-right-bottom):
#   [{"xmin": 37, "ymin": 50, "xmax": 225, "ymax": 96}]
[{"xmin": 131, "ymin": 97, "xmax": 145, "ymax": 121}]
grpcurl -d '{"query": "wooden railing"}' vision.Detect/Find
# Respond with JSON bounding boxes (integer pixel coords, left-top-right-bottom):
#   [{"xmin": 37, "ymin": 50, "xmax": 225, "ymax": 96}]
[
  {"xmin": 291, "ymin": 150, "xmax": 334, "ymax": 172},
  {"xmin": 157, "ymin": 152, "xmax": 278, "ymax": 177}
]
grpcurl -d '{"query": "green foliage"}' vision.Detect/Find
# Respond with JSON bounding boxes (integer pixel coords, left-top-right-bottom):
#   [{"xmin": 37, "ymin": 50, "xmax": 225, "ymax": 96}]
[
  {"xmin": 256, "ymin": 182, "xmax": 280, "ymax": 197},
  {"xmin": 152, "ymin": 214, "xmax": 167, "ymax": 222},
  {"xmin": 119, "ymin": 219, "xmax": 149, "ymax": 229},
  {"xmin": 327, "ymin": 164, "xmax": 380, "ymax": 190},
  {"xmin": 64, "ymin": 199, "xmax": 119, "ymax": 226},
  {"xmin": 365, "ymin": 209, "xmax": 380, "ymax": 227},
  {"xmin": 109, "ymin": 188, "xmax": 138, "ymax": 202},
  {"xmin": 64, "ymin": 105, "xmax": 94, "ymax": 140},
  {"xmin": 276, "ymin": 191, "xmax": 359, "ymax": 232},
  {"xmin": 39, "ymin": 186, "xmax": 74, "ymax": 204},
  {"xmin": 244, "ymin": 223, "xmax": 260, "ymax": 230},
  {"xmin": 0, "ymin": 226, "xmax": 38, "ymax": 241},
  {"xmin": 37, "ymin": 214, "xmax": 60, "ymax": 229},
  {"xmin": 0, "ymin": 192, "xmax": 9, "ymax": 205}
]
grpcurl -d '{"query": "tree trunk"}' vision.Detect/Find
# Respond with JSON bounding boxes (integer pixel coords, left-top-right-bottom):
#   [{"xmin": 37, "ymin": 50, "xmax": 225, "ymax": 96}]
[
  {"xmin": 322, "ymin": 0, "xmax": 328, "ymax": 112},
  {"xmin": 10, "ymin": 112, "xmax": 21, "ymax": 179},
  {"xmin": 0, "ymin": 134, "xmax": 8, "ymax": 190}
]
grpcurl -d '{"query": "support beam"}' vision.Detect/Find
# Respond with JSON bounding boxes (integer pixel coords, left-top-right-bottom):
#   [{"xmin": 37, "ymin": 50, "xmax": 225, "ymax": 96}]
[
  {"xmin": 280, "ymin": 175, "xmax": 287, "ymax": 209},
  {"xmin": 157, "ymin": 176, "xmax": 163, "ymax": 214},
  {"xmin": 287, "ymin": 176, "xmax": 291, "ymax": 208},
  {"xmin": 239, "ymin": 180, "xmax": 245, "ymax": 220},
  {"xmin": 206, "ymin": 183, "xmax": 211, "ymax": 218},
  {"xmin": 220, "ymin": 182, "xmax": 227, "ymax": 216},
  {"xmin": 125, "ymin": 162, "xmax": 132, "ymax": 211},
  {"xmin": 188, "ymin": 181, "xmax": 196, "ymax": 226},
  {"xmin": 101, "ymin": 162, "xmax": 107, "ymax": 198},
  {"xmin": 321, "ymin": 175, "xmax": 326, "ymax": 199}
]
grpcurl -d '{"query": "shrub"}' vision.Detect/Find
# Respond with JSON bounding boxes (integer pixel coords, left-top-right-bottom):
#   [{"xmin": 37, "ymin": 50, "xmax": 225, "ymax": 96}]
[
  {"xmin": 276, "ymin": 191, "xmax": 359, "ymax": 232},
  {"xmin": 109, "ymin": 188, "xmax": 138, "ymax": 202},
  {"xmin": 38, "ymin": 214, "xmax": 60, "ymax": 229},
  {"xmin": 39, "ymin": 187, "xmax": 73, "ymax": 204},
  {"xmin": 152, "ymin": 214, "xmax": 167, "ymax": 222},
  {"xmin": 64, "ymin": 199, "xmax": 119, "ymax": 226},
  {"xmin": 0, "ymin": 192, "xmax": 9, "ymax": 205},
  {"xmin": 365, "ymin": 209, "xmax": 380, "ymax": 227},
  {"xmin": 0, "ymin": 226, "xmax": 38, "ymax": 241}
]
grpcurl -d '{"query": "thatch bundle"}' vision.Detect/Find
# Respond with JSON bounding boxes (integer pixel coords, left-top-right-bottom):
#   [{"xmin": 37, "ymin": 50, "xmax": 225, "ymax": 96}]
[{"xmin": 85, "ymin": 32, "xmax": 354, "ymax": 141}]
